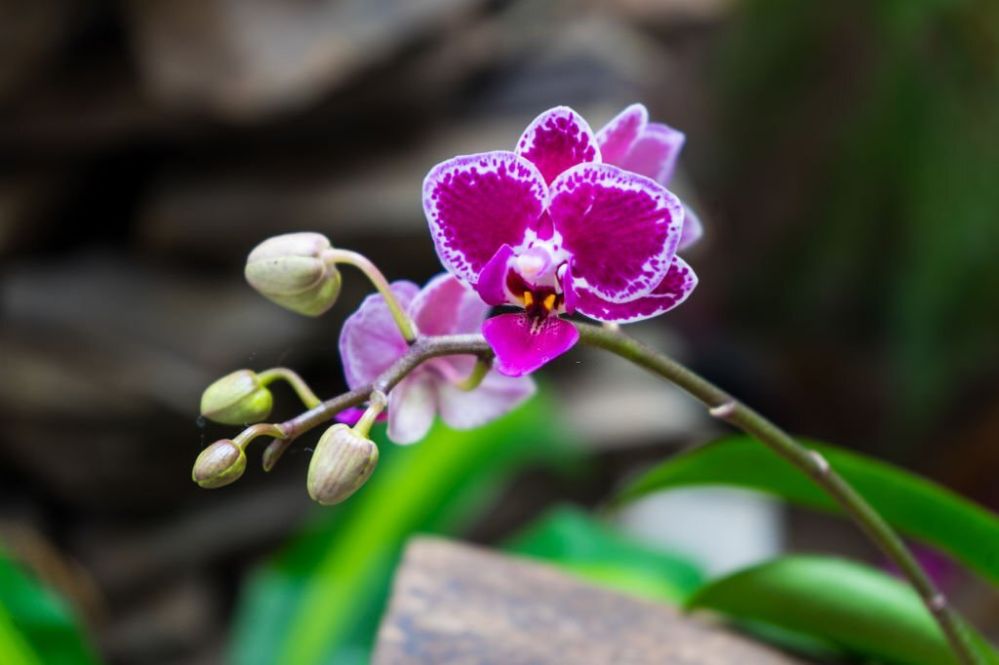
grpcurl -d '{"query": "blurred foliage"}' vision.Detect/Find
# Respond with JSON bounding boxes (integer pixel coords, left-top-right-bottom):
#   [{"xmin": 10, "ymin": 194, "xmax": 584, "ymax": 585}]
[
  {"xmin": 228, "ymin": 391, "xmax": 581, "ymax": 665},
  {"xmin": 618, "ymin": 435, "xmax": 999, "ymax": 587},
  {"xmin": 0, "ymin": 553, "xmax": 100, "ymax": 665},
  {"xmin": 721, "ymin": 0, "xmax": 999, "ymax": 438},
  {"xmin": 504, "ymin": 505, "xmax": 705, "ymax": 604},
  {"xmin": 689, "ymin": 556, "xmax": 999, "ymax": 665}
]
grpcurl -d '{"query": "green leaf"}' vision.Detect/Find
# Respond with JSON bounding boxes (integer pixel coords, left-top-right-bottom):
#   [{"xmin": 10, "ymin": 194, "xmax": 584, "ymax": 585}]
[
  {"xmin": 504, "ymin": 505, "xmax": 704, "ymax": 603},
  {"xmin": 618, "ymin": 436, "xmax": 999, "ymax": 587},
  {"xmin": 229, "ymin": 392, "xmax": 579, "ymax": 665},
  {"xmin": 0, "ymin": 554, "xmax": 101, "ymax": 665},
  {"xmin": 689, "ymin": 556, "xmax": 999, "ymax": 665}
]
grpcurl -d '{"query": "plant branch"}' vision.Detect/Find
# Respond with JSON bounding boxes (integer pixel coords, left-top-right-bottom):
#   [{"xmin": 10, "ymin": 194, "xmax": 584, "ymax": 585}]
[
  {"xmin": 574, "ymin": 322, "xmax": 981, "ymax": 665},
  {"xmin": 324, "ymin": 248, "xmax": 418, "ymax": 342},
  {"xmin": 260, "ymin": 334, "xmax": 492, "ymax": 470}
]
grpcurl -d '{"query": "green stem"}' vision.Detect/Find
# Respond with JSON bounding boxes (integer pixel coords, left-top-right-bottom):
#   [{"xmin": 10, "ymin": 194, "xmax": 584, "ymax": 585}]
[
  {"xmin": 353, "ymin": 390, "xmax": 387, "ymax": 438},
  {"xmin": 575, "ymin": 322, "xmax": 980, "ymax": 665},
  {"xmin": 232, "ymin": 422, "xmax": 288, "ymax": 451},
  {"xmin": 455, "ymin": 358, "xmax": 491, "ymax": 391},
  {"xmin": 257, "ymin": 367, "xmax": 322, "ymax": 409},
  {"xmin": 324, "ymin": 248, "xmax": 417, "ymax": 342}
]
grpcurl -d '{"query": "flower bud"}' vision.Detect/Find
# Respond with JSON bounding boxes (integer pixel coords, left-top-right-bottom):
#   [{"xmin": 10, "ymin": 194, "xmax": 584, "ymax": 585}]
[
  {"xmin": 192, "ymin": 440, "xmax": 246, "ymax": 488},
  {"xmin": 307, "ymin": 424, "xmax": 379, "ymax": 505},
  {"xmin": 200, "ymin": 369, "xmax": 273, "ymax": 425},
  {"xmin": 244, "ymin": 232, "xmax": 341, "ymax": 316}
]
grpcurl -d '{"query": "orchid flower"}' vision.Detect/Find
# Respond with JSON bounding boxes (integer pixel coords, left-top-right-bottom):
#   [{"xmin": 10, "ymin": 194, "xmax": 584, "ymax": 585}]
[
  {"xmin": 339, "ymin": 273, "xmax": 535, "ymax": 444},
  {"xmin": 423, "ymin": 105, "xmax": 698, "ymax": 377},
  {"xmin": 597, "ymin": 103, "xmax": 703, "ymax": 250}
]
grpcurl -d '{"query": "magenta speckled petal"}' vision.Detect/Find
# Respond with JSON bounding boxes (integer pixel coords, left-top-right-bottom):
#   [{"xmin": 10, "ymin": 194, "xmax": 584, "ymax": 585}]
[
  {"xmin": 596, "ymin": 104, "xmax": 648, "ymax": 164},
  {"xmin": 618, "ymin": 122, "xmax": 685, "ymax": 185},
  {"xmin": 550, "ymin": 163, "xmax": 683, "ymax": 303},
  {"xmin": 423, "ymin": 151, "xmax": 546, "ymax": 284},
  {"xmin": 437, "ymin": 370, "xmax": 536, "ymax": 430},
  {"xmin": 570, "ymin": 256, "xmax": 698, "ymax": 324},
  {"xmin": 387, "ymin": 374, "xmax": 438, "ymax": 445},
  {"xmin": 410, "ymin": 272, "xmax": 489, "ymax": 337},
  {"xmin": 474, "ymin": 244, "xmax": 517, "ymax": 306},
  {"xmin": 679, "ymin": 203, "xmax": 703, "ymax": 251},
  {"xmin": 482, "ymin": 312, "xmax": 579, "ymax": 377},
  {"xmin": 515, "ymin": 106, "xmax": 601, "ymax": 184},
  {"xmin": 339, "ymin": 281, "xmax": 420, "ymax": 388}
]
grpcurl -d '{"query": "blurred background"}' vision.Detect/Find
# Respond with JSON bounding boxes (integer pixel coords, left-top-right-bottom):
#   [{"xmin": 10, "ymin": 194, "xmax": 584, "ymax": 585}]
[{"xmin": 1, "ymin": 0, "xmax": 998, "ymax": 663}]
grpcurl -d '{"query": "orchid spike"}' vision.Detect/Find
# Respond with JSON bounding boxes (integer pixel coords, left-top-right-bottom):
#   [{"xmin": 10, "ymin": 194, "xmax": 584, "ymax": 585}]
[
  {"xmin": 423, "ymin": 104, "xmax": 698, "ymax": 377},
  {"xmin": 339, "ymin": 273, "xmax": 535, "ymax": 444}
]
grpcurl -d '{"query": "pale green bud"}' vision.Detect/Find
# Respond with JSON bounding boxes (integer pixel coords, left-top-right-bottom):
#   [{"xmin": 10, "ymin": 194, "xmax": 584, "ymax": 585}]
[
  {"xmin": 244, "ymin": 232, "xmax": 341, "ymax": 316},
  {"xmin": 192, "ymin": 439, "xmax": 246, "ymax": 488},
  {"xmin": 307, "ymin": 424, "xmax": 379, "ymax": 505},
  {"xmin": 200, "ymin": 369, "xmax": 273, "ymax": 425}
]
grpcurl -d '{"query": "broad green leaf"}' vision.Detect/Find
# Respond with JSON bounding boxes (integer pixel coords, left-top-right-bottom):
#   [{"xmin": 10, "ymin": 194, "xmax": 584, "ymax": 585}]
[
  {"xmin": 618, "ymin": 436, "xmax": 999, "ymax": 587},
  {"xmin": 0, "ymin": 554, "xmax": 101, "ymax": 665},
  {"xmin": 230, "ymin": 393, "xmax": 579, "ymax": 665},
  {"xmin": 0, "ymin": 605, "xmax": 43, "ymax": 665},
  {"xmin": 504, "ymin": 505, "xmax": 704, "ymax": 603},
  {"xmin": 689, "ymin": 556, "xmax": 999, "ymax": 665}
]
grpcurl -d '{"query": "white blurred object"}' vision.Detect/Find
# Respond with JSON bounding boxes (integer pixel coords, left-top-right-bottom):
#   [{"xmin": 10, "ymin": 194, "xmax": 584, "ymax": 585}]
[
  {"xmin": 614, "ymin": 488, "xmax": 783, "ymax": 577},
  {"xmin": 560, "ymin": 326, "xmax": 710, "ymax": 449}
]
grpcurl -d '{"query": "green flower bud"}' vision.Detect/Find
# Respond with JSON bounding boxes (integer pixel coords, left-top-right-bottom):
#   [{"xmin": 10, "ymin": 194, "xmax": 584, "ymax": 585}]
[
  {"xmin": 200, "ymin": 369, "xmax": 273, "ymax": 425},
  {"xmin": 307, "ymin": 424, "xmax": 379, "ymax": 505},
  {"xmin": 244, "ymin": 232, "xmax": 341, "ymax": 316},
  {"xmin": 192, "ymin": 439, "xmax": 246, "ymax": 488}
]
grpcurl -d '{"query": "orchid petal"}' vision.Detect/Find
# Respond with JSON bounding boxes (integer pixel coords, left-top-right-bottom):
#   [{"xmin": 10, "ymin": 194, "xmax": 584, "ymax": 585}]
[
  {"xmin": 335, "ymin": 407, "xmax": 388, "ymax": 426},
  {"xmin": 410, "ymin": 272, "xmax": 489, "ymax": 336},
  {"xmin": 618, "ymin": 122, "xmax": 685, "ymax": 185},
  {"xmin": 339, "ymin": 281, "xmax": 420, "ymax": 388},
  {"xmin": 570, "ymin": 256, "xmax": 698, "ymax": 324},
  {"xmin": 679, "ymin": 203, "xmax": 703, "ymax": 251},
  {"xmin": 387, "ymin": 374, "xmax": 438, "ymax": 445},
  {"xmin": 482, "ymin": 312, "xmax": 579, "ymax": 377},
  {"xmin": 515, "ymin": 106, "xmax": 601, "ymax": 184},
  {"xmin": 423, "ymin": 151, "xmax": 546, "ymax": 284},
  {"xmin": 596, "ymin": 103, "xmax": 648, "ymax": 164},
  {"xmin": 550, "ymin": 163, "xmax": 683, "ymax": 303},
  {"xmin": 437, "ymin": 371, "xmax": 536, "ymax": 430},
  {"xmin": 474, "ymin": 244, "xmax": 517, "ymax": 306}
]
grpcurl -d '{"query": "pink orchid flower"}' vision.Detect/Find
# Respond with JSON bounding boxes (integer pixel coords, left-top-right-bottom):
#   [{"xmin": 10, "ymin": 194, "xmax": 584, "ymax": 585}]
[
  {"xmin": 339, "ymin": 273, "xmax": 535, "ymax": 444},
  {"xmin": 598, "ymin": 103, "xmax": 703, "ymax": 250},
  {"xmin": 423, "ymin": 104, "xmax": 698, "ymax": 377}
]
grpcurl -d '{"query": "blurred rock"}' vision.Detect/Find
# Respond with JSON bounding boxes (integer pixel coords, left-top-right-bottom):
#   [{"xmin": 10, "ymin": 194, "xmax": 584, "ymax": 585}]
[
  {"xmin": 0, "ymin": 253, "xmax": 311, "ymax": 510},
  {"xmin": 0, "ymin": 0, "xmax": 80, "ymax": 105},
  {"xmin": 123, "ymin": 0, "xmax": 488, "ymax": 119},
  {"xmin": 75, "ymin": 483, "xmax": 313, "ymax": 595},
  {"xmin": 101, "ymin": 573, "xmax": 221, "ymax": 663}
]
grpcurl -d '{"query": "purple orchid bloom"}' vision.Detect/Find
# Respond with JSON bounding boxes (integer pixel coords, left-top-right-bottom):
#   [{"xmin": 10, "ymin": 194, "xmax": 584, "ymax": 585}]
[
  {"xmin": 339, "ymin": 273, "xmax": 535, "ymax": 444},
  {"xmin": 423, "ymin": 105, "xmax": 698, "ymax": 377},
  {"xmin": 597, "ymin": 103, "xmax": 703, "ymax": 250}
]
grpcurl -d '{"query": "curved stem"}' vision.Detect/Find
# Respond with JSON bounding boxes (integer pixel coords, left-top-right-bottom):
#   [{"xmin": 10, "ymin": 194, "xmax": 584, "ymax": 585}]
[
  {"xmin": 257, "ymin": 367, "xmax": 322, "ymax": 409},
  {"xmin": 260, "ymin": 334, "xmax": 491, "ymax": 471},
  {"xmin": 575, "ymin": 322, "xmax": 980, "ymax": 665},
  {"xmin": 455, "ymin": 358, "xmax": 491, "ymax": 391},
  {"xmin": 324, "ymin": 248, "xmax": 417, "ymax": 342}
]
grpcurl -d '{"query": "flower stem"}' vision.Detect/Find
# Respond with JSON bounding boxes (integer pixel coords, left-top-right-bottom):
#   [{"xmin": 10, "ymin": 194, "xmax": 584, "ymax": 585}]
[
  {"xmin": 323, "ymin": 248, "xmax": 417, "ymax": 342},
  {"xmin": 257, "ymin": 367, "xmax": 322, "ymax": 409},
  {"xmin": 574, "ymin": 322, "xmax": 980, "ymax": 665},
  {"xmin": 354, "ymin": 390, "xmax": 387, "ymax": 438},
  {"xmin": 232, "ymin": 422, "xmax": 288, "ymax": 451},
  {"xmin": 455, "ymin": 358, "xmax": 491, "ymax": 391}
]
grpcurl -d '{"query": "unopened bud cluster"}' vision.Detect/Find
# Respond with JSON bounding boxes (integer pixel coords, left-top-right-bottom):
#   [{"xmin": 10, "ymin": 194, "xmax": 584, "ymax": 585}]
[
  {"xmin": 306, "ymin": 424, "xmax": 380, "ymax": 505},
  {"xmin": 200, "ymin": 369, "xmax": 273, "ymax": 425},
  {"xmin": 192, "ymin": 439, "xmax": 246, "ymax": 488},
  {"xmin": 244, "ymin": 232, "xmax": 341, "ymax": 316}
]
